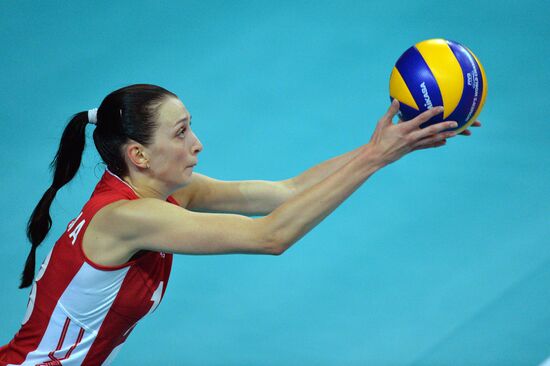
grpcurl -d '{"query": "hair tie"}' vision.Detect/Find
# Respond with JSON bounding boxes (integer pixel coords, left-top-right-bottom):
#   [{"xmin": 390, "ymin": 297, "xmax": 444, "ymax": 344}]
[{"xmin": 88, "ymin": 108, "xmax": 98, "ymax": 125}]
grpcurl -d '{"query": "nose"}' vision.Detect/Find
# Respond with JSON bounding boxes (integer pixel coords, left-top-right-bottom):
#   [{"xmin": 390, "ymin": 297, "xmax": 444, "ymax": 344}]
[{"xmin": 192, "ymin": 135, "xmax": 203, "ymax": 155}]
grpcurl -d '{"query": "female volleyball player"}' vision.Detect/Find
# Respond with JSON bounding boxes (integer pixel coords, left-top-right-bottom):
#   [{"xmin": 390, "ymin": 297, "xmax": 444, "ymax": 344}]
[{"xmin": 0, "ymin": 84, "xmax": 480, "ymax": 365}]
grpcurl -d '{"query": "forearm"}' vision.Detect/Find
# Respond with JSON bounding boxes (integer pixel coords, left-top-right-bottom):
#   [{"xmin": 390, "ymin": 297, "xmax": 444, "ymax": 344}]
[
  {"xmin": 289, "ymin": 145, "xmax": 365, "ymax": 195},
  {"xmin": 264, "ymin": 143, "xmax": 384, "ymax": 253}
]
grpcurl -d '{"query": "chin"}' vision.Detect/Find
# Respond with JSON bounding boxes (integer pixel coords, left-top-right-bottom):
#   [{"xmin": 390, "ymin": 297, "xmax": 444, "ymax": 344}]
[{"xmin": 182, "ymin": 170, "xmax": 193, "ymax": 182}]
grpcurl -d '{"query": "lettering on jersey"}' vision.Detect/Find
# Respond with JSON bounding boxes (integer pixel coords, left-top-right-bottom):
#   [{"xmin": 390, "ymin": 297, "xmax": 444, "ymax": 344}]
[
  {"xmin": 68, "ymin": 214, "xmax": 86, "ymax": 245},
  {"xmin": 67, "ymin": 211, "xmax": 83, "ymax": 231}
]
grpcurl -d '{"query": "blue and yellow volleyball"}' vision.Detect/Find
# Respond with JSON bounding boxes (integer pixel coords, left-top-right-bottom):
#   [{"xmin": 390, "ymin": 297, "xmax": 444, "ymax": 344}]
[{"xmin": 389, "ymin": 38, "xmax": 487, "ymax": 133}]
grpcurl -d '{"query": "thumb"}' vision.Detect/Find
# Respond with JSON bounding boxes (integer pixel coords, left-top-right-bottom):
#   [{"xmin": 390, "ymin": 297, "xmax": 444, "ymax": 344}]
[{"xmin": 384, "ymin": 98, "xmax": 400, "ymax": 123}]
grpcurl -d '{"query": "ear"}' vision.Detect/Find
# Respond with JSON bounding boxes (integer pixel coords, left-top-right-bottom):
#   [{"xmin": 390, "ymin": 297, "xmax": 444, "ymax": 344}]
[{"xmin": 125, "ymin": 141, "xmax": 150, "ymax": 169}]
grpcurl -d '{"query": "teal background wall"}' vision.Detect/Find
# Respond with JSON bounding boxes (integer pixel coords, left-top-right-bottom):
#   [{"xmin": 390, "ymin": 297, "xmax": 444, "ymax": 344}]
[{"xmin": 1, "ymin": 1, "xmax": 548, "ymax": 364}]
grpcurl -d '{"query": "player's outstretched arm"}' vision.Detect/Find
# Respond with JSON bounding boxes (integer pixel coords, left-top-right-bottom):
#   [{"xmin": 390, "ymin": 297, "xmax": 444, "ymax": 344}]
[
  {"xmin": 112, "ymin": 100, "xmax": 459, "ymax": 257},
  {"xmin": 171, "ymin": 144, "xmax": 365, "ymax": 217},
  {"xmin": 171, "ymin": 173, "xmax": 296, "ymax": 217},
  {"xmin": 171, "ymin": 108, "xmax": 480, "ymax": 218}
]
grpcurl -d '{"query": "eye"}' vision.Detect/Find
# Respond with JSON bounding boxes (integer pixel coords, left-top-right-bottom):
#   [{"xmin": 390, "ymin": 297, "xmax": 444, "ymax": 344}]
[{"xmin": 178, "ymin": 127, "xmax": 187, "ymax": 136}]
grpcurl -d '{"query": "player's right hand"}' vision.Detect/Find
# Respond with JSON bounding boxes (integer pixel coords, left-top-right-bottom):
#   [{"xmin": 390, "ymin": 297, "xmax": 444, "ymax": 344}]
[{"xmin": 367, "ymin": 99, "xmax": 459, "ymax": 166}]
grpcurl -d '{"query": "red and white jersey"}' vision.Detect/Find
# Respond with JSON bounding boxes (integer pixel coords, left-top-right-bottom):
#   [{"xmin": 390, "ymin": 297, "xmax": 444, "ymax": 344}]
[{"xmin": 0, "ymin": 169, "xmax": 176, "ymax": 366}]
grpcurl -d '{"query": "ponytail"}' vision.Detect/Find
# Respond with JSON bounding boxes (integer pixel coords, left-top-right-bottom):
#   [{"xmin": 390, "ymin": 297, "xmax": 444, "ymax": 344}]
[{"xmin": 20, "ymin": 111, "xmax": 89, "ymax": 288}]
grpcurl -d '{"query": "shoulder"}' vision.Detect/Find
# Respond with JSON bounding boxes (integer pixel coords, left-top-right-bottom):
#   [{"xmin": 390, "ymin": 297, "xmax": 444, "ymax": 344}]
[
  {"xmin": 82, "ymin": 199, "xmax": 135, "ymax": 266},
  {"xmin": 91, "ymin": 198, "xmax": 185, "ymax": 240},
  {"xmin": 91, "ymin": 198, "xmax": 162, "ymax": 230},
  {"xmin": 83, "ymin": 198, "xmax": 181, "ymax": 265}
]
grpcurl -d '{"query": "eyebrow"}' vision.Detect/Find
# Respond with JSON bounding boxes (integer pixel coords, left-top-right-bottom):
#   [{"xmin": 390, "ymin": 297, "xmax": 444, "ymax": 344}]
[{"xmin": 174, "ymin": 115, "xmax": 192, "ymax": 127}]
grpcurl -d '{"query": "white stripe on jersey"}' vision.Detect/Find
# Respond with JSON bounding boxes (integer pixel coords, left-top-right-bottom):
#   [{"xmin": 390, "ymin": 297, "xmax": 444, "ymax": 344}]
[
  {"xmin": 19, "ymin": 263, "xmax": 130, "ymax": 365},
  {"xmin": 58, "ymin": 263, "xmax": 131, "ymax": 332}
]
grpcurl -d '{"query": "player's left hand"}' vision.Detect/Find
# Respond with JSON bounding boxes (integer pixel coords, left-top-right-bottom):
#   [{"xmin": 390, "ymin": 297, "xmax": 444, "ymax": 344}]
[
  {"xmin": 457, "ymin": 120, "xmax": 482, "ymax": 136},
  {"xmin": 396, "ymin": 117, "xmax": 482, "ymax": 136}
]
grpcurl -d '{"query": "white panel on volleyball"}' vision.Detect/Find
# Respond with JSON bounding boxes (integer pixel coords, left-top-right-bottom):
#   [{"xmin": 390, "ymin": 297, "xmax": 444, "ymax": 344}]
[{"xmin": 19, "ymin": 263, "xmax": 130, "ymax": 365}]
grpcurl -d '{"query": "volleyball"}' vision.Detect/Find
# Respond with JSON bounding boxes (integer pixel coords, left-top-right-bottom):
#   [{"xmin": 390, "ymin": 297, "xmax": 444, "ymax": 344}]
[{"xmin": 389, "ymin": 38, "xmax": 487, "ymax": 133}]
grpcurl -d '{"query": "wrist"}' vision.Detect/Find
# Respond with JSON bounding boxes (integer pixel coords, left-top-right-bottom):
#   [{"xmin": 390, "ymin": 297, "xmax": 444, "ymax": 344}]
[{"xmin": 357, "ymin": 144, "xmax": 387, "ymax": 172}]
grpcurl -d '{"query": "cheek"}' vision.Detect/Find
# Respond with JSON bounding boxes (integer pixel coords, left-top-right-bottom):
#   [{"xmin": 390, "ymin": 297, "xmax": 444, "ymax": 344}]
[
  {"xmin": 153, "ymin": 145, "xmax": 168, "ymax": 162},
  {"xmin": 169, "ymin": 139, "xmax": 189, "ymax": 165},
  {"xmin": 176, "ymin": 139, "xmax": 189, "ymax": 157},
  {"xmin": 149, "ymin": 143, "xmax": 173, "ymax": 170},
  {"xmin": 155, "ymin": 137, "xmax": 189, "ymax": 166}
]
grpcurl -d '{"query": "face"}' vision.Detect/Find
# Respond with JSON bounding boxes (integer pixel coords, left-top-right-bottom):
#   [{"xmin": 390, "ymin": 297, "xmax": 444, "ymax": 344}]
[{"xmin": 141, "ymin": 96, "xmax": 203, "ymax": 189}]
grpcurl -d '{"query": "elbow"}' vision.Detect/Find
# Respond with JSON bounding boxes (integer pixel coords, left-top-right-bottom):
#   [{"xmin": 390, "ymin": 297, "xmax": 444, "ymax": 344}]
[
  {"xmin": 263, "ymin": 234, "xmax": 289, "ymax": 256},
  {"xmin": 257, "ymin": 216, "xmax": 289, "ymax": 256},
  {"xmin": 266, "ymin": 232, "xmax": 295, "ymax": 255},
  {"xmin": 282, "ymin": 178, "xmax": 299, "ymax": 199},
  {"xmin": 262, "ymin": 232, "xmax": 287, "ymax": 255},
  {"xmin": 266, "ymin": 243, "xmax": 287, "ymax": 256}
]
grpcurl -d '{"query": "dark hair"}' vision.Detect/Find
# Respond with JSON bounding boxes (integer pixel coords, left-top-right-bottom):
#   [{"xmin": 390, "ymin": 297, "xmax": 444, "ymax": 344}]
[{"xmin": 20, "ymin": 84, "xmax": 178, "ymax": 288}]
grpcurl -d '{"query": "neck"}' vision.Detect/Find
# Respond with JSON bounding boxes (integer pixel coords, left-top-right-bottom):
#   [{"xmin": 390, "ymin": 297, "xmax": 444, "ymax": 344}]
[
  {"xmin": 123, "ymin": 176, "xmax": 169, "ymax": 200},
  {"xmin": 108, "ymin": 168, "xmax": 171, "ymax": 200}
]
